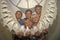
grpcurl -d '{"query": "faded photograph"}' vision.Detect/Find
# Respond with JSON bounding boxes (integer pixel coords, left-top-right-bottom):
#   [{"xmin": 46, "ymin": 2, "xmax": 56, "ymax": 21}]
[{"xmin": 0, "ymin": 0, "xmax": 59, "ymax": 40}]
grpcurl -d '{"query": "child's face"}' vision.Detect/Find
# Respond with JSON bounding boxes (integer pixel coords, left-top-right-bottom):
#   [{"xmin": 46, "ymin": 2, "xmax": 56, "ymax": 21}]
[
  {"xmin": 36, "ymin": 7, "xmax": 41, "ymax": 14},
  {"xmin": 24, "ymin": 19, "xmax": 32, "ymax": 27},
  {"xmin": 16, "ymin": 12, "xmax": 22, "ymax": 19},
  {"xmin": 32, "ymin": 15, "xmax": 39, "ymax": 23},
  {"xmin": 26, "ymin": 11, "xmax": 32, "ymax": 18}
]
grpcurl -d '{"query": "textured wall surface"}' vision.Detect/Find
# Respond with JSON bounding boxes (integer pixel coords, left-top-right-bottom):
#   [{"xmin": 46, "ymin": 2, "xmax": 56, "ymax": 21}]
[
  {"xmin": 0, "ymin": 0, "xmax": 13, "ymax": 40},
  {"xmin": 48, "ymin": 0, "xmax": 60, "ymax": 40},
  {"xmin": 0, "ymin": 0, "xmax": 60, "ymax": 40}
]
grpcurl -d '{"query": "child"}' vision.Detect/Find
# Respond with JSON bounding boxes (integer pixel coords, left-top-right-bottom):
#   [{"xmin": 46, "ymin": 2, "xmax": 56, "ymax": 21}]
[
  {"xmin": 31, "ymin": 14, "xmax": 40, "ymax": 38},
  {"xmin": 31, "ymin": 14, "xmax": 40, "ymax": 26},
  {"xmin": 15, "ymin": 11, "xmax": 24, "ymax": 40},
  {"xmin": 25, "ymin": 9, "xmax": 32, "ymax": 20},
  {"xmin": 35, "ymin": 5, "xmax": 42, "ymax": 17},
  {"xmin": 15, "ymin": 11, "xmax": 23, "ymax": 25},
  {"xmin": 23, "ymin": 18, "xmax": 33, "ymax": 29}
]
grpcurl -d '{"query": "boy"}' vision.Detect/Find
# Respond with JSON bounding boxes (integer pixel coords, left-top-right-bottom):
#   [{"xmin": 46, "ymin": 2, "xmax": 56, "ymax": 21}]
[
  {"xmin": 23, "ymin": 18, "xmax": 33, "ymax": 40},
  {"xmin": 25, "ymin": 9, "xmax": 32, "ymax": 20},
  {"xmin": 23, "ymin": 18, "xmax": 33, "ymax": 29},
  {"xmin": 35, "ymin": 5, "xmax": 42, "ymax": 17}
]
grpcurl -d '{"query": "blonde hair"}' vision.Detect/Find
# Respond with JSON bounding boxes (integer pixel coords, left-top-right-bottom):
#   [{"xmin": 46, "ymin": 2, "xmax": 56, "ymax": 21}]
[{"xmin": 31, "ymin": 14, "xmax": 39, "ymax": 18}]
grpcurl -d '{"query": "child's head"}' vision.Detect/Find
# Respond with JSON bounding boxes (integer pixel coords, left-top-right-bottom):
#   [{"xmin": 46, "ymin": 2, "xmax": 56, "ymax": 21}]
[
  {"xmin": 15, "ymin": 11, "xmax": 22, "ymax": 19},
  {"xmin": 23, "ymin": 18, "xmax": 33, "ymax": 28},
  {"xmin": 35, "ymin": 5, "xmax": 42, "ymax": 16},
  {"xmin": 31, "ymin": 14, "xmax": 40, "ymax": 23},
  {"xmin": 25, "ymin": 9, "xmax": 32, "ymax": 19}
]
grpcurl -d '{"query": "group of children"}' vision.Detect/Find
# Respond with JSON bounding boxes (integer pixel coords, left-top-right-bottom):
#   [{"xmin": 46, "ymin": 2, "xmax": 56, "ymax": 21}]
[
  {"xmin": 16, "ymin": 5, "xmax": 42, "ymax": 28},
  {"xmin": 13, "ymin": 5, "xmax": 48, "ymax": 40}
]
